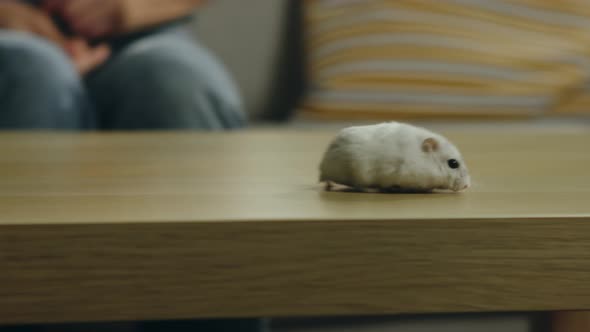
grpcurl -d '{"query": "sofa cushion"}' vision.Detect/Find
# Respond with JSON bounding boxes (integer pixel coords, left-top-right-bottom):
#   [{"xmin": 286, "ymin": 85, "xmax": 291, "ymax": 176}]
[{"xmin": 301, "ymin": 0, "xmax": 590, "ymax": 120}]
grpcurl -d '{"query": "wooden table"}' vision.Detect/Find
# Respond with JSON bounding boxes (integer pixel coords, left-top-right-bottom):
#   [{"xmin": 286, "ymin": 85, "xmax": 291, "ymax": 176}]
[{"xmin": 1, "ymin": 125, "xmax": 590, "ymax": 325}]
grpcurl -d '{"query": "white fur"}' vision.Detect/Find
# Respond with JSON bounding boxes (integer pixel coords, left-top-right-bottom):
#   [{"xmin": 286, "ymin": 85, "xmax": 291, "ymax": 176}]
[{"xmin": 319, "ymin": 122, "xmax": 471, "ymax": 192}]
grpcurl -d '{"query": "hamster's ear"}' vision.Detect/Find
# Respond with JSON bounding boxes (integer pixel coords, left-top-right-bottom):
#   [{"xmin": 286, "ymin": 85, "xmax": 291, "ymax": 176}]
[{"xmin": 421, "ymin": 137, "xmax": 439, "ymax": 153}]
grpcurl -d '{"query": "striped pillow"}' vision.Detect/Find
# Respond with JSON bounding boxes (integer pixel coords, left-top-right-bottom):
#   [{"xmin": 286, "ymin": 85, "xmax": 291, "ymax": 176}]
[{"xmin": 302, "ymin": 0, "xmax": 590, "ymax": 119}]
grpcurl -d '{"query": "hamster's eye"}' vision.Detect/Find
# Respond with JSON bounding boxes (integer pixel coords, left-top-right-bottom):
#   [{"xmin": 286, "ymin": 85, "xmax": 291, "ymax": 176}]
[{"xmin": 447, "ymin": 159, "xmax": 460, "ymax": 169}]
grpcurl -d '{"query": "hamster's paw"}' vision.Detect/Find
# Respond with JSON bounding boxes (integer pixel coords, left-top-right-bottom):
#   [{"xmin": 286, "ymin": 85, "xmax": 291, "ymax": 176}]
[
  {"xmin": 379, "ymin": 187, "xmax": 433, "ymax": 194},
  {"xmin": 324, "ymin": 181, "xmax": 333, "ymax": 191}
]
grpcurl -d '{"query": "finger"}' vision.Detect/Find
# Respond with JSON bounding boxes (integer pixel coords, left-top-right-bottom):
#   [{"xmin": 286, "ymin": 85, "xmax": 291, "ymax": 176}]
[
  {"xmin": 6, "ymin": 22, "xmax": 34, "ymax": 35},
  {"xmin": 80, "ymin": 44, "xmax": 111, "ymax": 75},
  {"xmin": 64, "ymin": 38, "xmax": 86, "ymax": 57},
  {"xmin": 31, "ymin": 14, "xmax": 67, "ymax": 46},
  {"xmin": 75, "ymin": 43, "xmax": 111, "ymax": 75},
  {"xmin": 90, "ymin": 44, "xmax": 111, "ymax": 66}
]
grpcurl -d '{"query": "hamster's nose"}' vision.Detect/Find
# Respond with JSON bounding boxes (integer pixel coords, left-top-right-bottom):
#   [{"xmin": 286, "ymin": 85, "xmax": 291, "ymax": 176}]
[{"xmin": 462, "ymin": 184, "xmax": 469, "ymax": 190}]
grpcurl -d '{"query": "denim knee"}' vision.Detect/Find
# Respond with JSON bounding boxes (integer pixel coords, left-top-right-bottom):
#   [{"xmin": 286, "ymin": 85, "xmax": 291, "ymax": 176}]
[
  {"xmin": 87, "ymin": 31, "xmax": 246, "ymax": 130},
  {"xmin": 0, "ymin": 31, "xmax": 91, "ymax": 129}
]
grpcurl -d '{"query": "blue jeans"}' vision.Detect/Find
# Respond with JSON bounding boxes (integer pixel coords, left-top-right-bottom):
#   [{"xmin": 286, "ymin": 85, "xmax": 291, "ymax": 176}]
[{"xmin": 0, "ymin": 29, "xmax": 246, "ymax": 130}]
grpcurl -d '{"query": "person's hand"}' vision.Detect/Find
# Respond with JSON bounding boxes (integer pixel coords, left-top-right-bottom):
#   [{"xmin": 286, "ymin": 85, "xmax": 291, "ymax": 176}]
[
  {"xmin": 44, "ymin": 0, "xmax": 126, "ymax": 39},
  {"xmin": 0, "ymin": 1, "xmax": 110, "ymax": 75},
  {"xmin": 0, "ymin": 1, "xmax": 66, "ymax": 46},
  {"xmin": 64, "ymin": 38, "xmax": 111, "ymax": 75}
]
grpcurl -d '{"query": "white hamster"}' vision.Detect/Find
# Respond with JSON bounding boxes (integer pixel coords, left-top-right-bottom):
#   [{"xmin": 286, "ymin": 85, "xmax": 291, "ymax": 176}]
[{"xmin": 319, "ymin": 122, "xmax": 471, "ymax": 192}]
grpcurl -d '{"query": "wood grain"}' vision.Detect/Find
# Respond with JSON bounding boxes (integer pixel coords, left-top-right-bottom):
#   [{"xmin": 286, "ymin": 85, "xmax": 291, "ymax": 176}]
[{"xmin": 0, "ymin": 126, "xmax": 589, "ymax": 324}]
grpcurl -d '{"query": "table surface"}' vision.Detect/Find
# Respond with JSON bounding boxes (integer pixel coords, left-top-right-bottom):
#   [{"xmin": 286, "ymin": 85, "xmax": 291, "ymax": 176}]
[{"xmin": 1, "ymin": 125, "xmax": 590, "ymax": 324}]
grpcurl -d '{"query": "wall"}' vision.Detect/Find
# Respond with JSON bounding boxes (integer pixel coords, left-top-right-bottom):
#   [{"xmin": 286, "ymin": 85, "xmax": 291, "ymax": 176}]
[{"xmin": 191, "ymin": 0, "xmax": 289, "ymax": 118}]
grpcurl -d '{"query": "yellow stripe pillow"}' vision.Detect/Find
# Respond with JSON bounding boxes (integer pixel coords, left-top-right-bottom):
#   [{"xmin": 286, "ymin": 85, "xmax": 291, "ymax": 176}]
[{"xmin": 302, "ymin": 0, "xmax": 590, "ymax": 119}]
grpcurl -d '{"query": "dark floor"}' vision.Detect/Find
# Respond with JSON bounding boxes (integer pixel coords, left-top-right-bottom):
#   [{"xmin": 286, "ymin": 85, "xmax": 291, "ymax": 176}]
[{"xmin": 0, "ymin": 312, "xmax": 551, "ymax": 332}]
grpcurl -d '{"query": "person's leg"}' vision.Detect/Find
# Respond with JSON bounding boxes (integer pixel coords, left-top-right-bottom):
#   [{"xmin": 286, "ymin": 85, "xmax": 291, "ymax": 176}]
[
  {"xmin": 87, "ymin": 28, "xmax": 246, "ymax": 130},
  {"xmin": 0, "ymin": 31, "xmax": 94, "ymax": 129}
]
